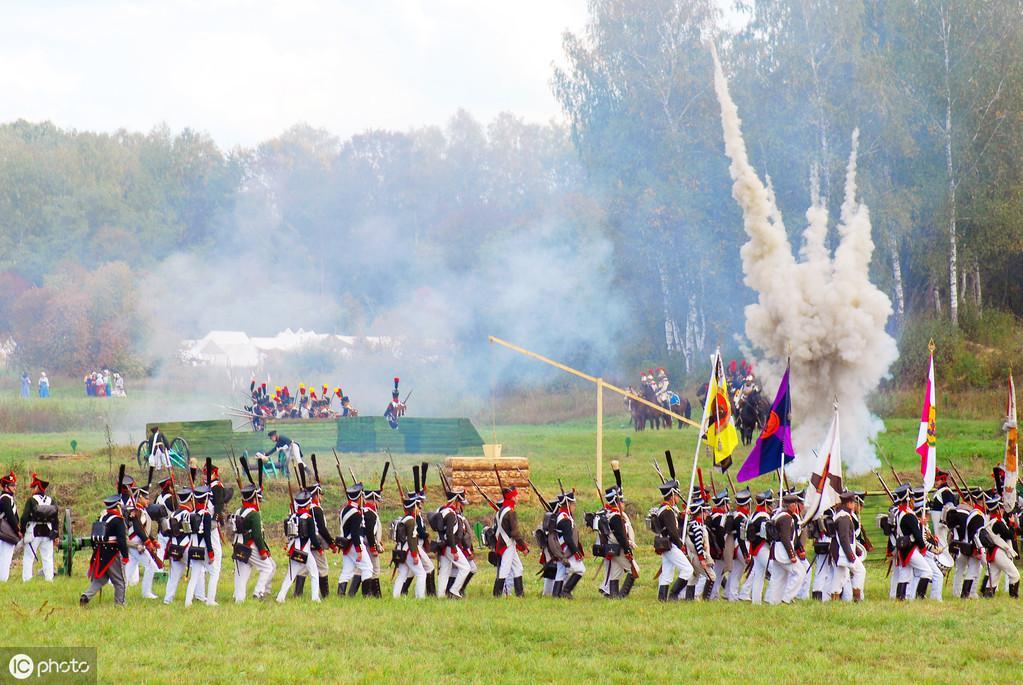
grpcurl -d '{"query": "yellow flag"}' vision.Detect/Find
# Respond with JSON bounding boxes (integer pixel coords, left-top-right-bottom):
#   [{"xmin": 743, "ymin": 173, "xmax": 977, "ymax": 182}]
[{"xmin": 703, "ymin": 352, "xmax": 739, "ymax": 471}]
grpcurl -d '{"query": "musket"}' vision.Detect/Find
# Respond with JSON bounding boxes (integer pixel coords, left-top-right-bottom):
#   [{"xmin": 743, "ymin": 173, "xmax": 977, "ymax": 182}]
[
  {"xmin": 403, "ymin": 389, "xmax": 414, "ymax": 406},
  {"xmin": 652, "ymin": 461, "xmax": 666, "ymax": 484},
  {"xmin": 226, "ymin": 450, "xmax": 243, "ymax": 491},
  {"xmin": 470, "ymin": 478, "xmax": 499, "ymax": 512},
  {"xmin": 725, "ymin": 472, "xmax": 737, "ymax": 498},
  {"xmin": 709, "ymin": 470, "xmax": 719, "ymax": 498},
  {"xmin": 310, "ymin": 454, "xmax": 323, "ymax": 491},
  {"xmin": 332, "ymin": 449, "xmax": 348, "ymax": 490},
  {"xmin": 285, "ymin": 461, "xmax": 295, "ymax": 513},
  {"xmin": 947, "ymin": 460, "xmax": 971, "ymax": 493},
  {"xmin": 514, "ymin": 467, "xmax": 552, "ymax": 513},
  {"xmin": 378, "ymin": 461, "xmax": 390, "ymax": 494},
  {"xmin": 494, "ymin": 466, "xmax": 505, "ymax": 494},
  {"xmin": 873, "ymin": 470, "xmax": 896, "ymax": 503},
  {"xmin": 697, "ymin": 467, "xmax": 707, "ymax": 501},
  {"xmin": 348, "ymin": 466, "xmax": 358, "ymax": 484}
]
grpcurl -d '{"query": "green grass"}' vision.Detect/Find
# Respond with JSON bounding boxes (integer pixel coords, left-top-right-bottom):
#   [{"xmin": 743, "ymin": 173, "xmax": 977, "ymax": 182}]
[{"xmin": 1, "ymin": 415, "xmax": 1021, "ymax": 684}]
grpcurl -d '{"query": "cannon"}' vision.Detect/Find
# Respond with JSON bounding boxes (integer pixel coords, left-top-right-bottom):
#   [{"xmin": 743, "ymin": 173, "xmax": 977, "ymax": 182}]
[
  {"xmin": 136, "ymin": 436, "xmax": 190, "ymax": 469},
  {"xmin": 57, "ymin": 508, "xmax": 94, "ymax": 577}
]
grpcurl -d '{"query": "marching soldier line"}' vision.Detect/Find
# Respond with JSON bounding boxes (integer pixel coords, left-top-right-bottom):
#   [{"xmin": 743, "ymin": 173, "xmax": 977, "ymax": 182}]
[{"xmin": 0, "ymin": 451, "xmax": 1019, "ymax": 605}]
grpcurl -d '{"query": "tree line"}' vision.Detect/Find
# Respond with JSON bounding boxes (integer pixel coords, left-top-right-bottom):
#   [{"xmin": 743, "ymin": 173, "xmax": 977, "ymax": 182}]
[{"xmin": 2, "ymin": 0, "xmax": 1023, "ymax": 386}]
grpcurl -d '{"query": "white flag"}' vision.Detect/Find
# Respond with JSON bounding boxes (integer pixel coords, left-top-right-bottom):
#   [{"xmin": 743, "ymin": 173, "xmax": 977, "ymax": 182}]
[{"xmin": 801, "ymin": 403, "xmax": 843, "ymax": 523}]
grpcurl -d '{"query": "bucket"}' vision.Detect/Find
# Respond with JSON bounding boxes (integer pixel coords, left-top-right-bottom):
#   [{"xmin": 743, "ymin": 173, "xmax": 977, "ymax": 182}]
[{"xmin": 482, "ymin": 443, "xmax": 503, "ymax": 460}]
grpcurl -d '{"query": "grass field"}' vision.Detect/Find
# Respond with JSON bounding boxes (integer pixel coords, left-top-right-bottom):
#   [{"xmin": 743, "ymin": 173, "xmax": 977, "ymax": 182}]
[{"xmin": 1, "ymin": 405, "xmax": 1021, "ymax": 684}]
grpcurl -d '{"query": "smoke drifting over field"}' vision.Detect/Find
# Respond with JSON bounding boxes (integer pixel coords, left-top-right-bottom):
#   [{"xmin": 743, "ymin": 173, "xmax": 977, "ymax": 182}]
[{"xmin": 711, "ymin": 48, "xmax": 899, "ymax": 476}]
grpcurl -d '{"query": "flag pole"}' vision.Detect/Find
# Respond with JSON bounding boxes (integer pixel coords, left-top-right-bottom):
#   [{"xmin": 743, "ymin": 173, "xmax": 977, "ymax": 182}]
[
  {"xmin": 921, "ymin": 340, "xmax": 936, "ymax": 509},
  {"xmin": 682, "ymin": 350, "xmax": 718, "ymax": 536}
]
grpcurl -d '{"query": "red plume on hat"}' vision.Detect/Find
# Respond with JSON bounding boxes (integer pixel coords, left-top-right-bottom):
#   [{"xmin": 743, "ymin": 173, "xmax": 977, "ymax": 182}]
[
  {"xmin": 393, "ymin": 377, "xmax": 400, "ymax": 393},
  {"xmin": 0, "ymin": 471, "xmax": 15, "ymax": 486},
  {"xmin": 30, "ymin": 472, "xmax": 45, "ymax": 489}
]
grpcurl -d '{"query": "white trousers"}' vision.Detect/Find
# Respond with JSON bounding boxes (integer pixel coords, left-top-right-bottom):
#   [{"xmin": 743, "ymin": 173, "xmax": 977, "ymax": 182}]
[
  {"xmin": 233, "ymin": 553, "xmax": 277, "ymax": 601},
  {"xmin": 746, "ymin": 546, "xmax": 770, "ymax": 604},
  {"xmin": 393, "ymin": 553, "xmax": 427, "ymax": 598},
  {"xmin": 0, "ymin": 540, "xmax": 15, "ymax": 581},
  {"xmin": 987, "ymin": 549, "xmax": 1020, "ymax": 589},
  {"xmin": 830, "ymin": 556, "xmax": 866, "ymax": 597},
  {"xmin": 498, "ymin": 547, "xmax": 523, "ymax": 582},
  {"xmin": 339, "ymin": 546, "xmax": 373, "ymax": 583},
  {"xmin": 894, "ymin": 550, "xmax": 938, "ymax": 600},
  {"xmin": 276, "ymin": 544, "xmax": 321, "ymax": 602},
  {"xmin": 437, "ymin": 546, "xmax": 472, "ymax": 597},
  {"xmin": 125, "ymin": 545, "xmax": 158, "ymax": 596},
  {"xmin": 22, "ymin": 536, "xmax": 55, "ymax": 582},
  {"xmin": 709, "ymin": 559, "xmax": 729, "ymax": 599},
  {"xmin": 952, "ymin": 553, "xmax": 981, "ymax": 597},
  {"xmin": 659, "ymin": 545, "xmax": 693, "ymax": 586},
  {"xmin": 725, "ymin": 557, "xmax": 746, "ymax": 601},
  {"xmin": 185, "ymin": 555, "xmax": 216, "ymax": 606},
  {"xmin": 163, "ymin": 557, "xmax": 189, "ymax": 604},
  {"xmin": 811, "ymin": 554, "xmax": 833, "ymax": 599},
  {"xmin": 555, "ymin": 556, "xmax": 585, "ymax": 581},
  {"xmin": 417, "ymin": 542, "xmax": 435, "ymax": 573},
  {"xmin": 766, "ymin": 557, "xmax": 801, "ymax": 605}
]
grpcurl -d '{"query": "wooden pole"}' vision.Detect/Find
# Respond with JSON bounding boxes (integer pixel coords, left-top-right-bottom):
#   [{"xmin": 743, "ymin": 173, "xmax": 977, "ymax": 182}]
[
  {"xmin": 487, "ymin": 336, "xmax": 700, "ymax": 428},
  {"xmin": 596, "ymin": 378, "xmax": 604, "ymax": 491}
]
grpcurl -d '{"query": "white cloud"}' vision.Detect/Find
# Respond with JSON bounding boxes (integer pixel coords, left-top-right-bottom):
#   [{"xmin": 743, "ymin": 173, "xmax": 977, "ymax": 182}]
[{"xmin": 0, "ymin": 0, "xmax": 587, "ymax": 147}]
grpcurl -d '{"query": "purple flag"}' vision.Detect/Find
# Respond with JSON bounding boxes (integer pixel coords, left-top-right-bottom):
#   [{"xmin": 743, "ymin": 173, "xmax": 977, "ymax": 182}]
[{"xmin": 736, "ymin": 365, "xmax": 795, "ymax": 483}]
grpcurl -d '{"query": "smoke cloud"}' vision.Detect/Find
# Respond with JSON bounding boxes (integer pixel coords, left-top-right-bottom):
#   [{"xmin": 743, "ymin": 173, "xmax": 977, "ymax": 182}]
[{"xmin": 711, "ymin": 48, "xmax": 899, "ymax": 476}]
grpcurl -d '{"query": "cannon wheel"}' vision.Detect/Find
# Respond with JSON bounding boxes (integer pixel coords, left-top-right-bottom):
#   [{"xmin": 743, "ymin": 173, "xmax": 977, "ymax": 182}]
[
  {"xmin": 170, "ymin": 437, "xmax": 190, "ymax": 468},
  {"xmin": 137, "ymin": 440, "xmax": 152, "ymax": 468},
  {"xmin": 61, "ymin": 508, "xmax": 75, "ymax": 577}
]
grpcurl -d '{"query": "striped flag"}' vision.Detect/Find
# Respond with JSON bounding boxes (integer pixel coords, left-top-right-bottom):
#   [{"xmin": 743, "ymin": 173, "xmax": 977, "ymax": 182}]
[
  {"xmin": 703, "ymin": 350, "xmax": 740, "ymax": 472},
  {"xmin": 1003, "ymin": 372, "xmax": 1018, "ymax": 509},
  {"xmin": 916, "ymin": 351, "xmax": 937, "ymax": 490}
]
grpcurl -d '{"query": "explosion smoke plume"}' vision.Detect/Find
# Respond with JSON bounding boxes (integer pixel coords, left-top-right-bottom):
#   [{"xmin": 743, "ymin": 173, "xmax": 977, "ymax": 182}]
[{"xmin": 711, "ymin": 48, "xmax": 898, "ymax": 476}]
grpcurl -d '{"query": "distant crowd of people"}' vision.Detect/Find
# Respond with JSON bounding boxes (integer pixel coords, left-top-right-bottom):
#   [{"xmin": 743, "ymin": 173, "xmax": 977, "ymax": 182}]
[
  {"xmin": 84, "ymin": 370, "xmax": 126, "ymax": 398},
  {"xmin": 18, "ymin": 371, "xmax": 49, "ymax": 398}
]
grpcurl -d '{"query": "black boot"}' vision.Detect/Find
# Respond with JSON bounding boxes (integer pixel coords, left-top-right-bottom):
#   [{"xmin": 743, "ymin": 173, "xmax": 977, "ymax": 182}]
[
  {"xmin": 425, "ymin": 572, "xmax": 436, "ymax": 597},
  {"xmin": 372, "ymin": 578, "xmax": 382, "ymax": 597},
  {"xmin": 294, "ymin": 576, "xmax": 306, "ymax": 597},
  {"xmin": 658, "ymin": 584, "xmax": 670, "ymax": 602},
  {"xmin": 401, "ymin": 577, "xmax": 413, "ymax": 596},
  {"xmin": 348, "ymin": 576, "xmax": 362, "ymax": 597},
  {"xmin": 319, "ymin": 576, "xmax": 330, "ymax": 599},
  {"xmin": 493, "ymin": 577, "xmax": 505, "ymax": 597},
  {"xmin": 621, "ymin": 574, "xmax": 635, "ymax": 598},
  {"xmin": 463, "ymin": 572, "xmax": 475, "ymax": 594},
  {"xmin": 979, "ymin": 575, "xmax": 989, "ymax": 596},
  {"xmin": 79, "ymin": 594, "xmax": 89, "ymax": 606},
  {"xmin": 702, "ymin": 581, "xmax": 714, "ymax": 601},
  {"xmin": 668, "ymin": 578, "xmax": 686, "ymax": 601},
  {"xmin": 552, "ymin": 580, "xmax": 564, "ymax": 598},
  {"xmin": 684, "ymin": 585, "xmax": 697, "ymax": 601},
  {"xmin": 812, "ymin": 591, "xmax": 823, "ymax": 601},
  {"xmin": 362, "ymin": 578, "xmax": 372, "ymax": 596},
  {"xmin": 445, "ymin": 576, "xmax": 457, "ymax": 598},
  {"xmin": 608, "ymin": 580, "xmax": 620, "ymax": 598},
  {"xmin": 961, "ymin": 579, "xmax": 973, "ymax": 599},
  {"xmin": 1009, "ymin": 582, "xmax": 1019, "ymax": 598},
  {"xmin": 915, "ymin": 578, "xmax": 930, "ymax": 599},
  {"xmin": 562, "ymin": 573, "xmax": 582, "ymax": 598},
  {"xmin": 337, "ymin": 581, "xmax": 348, "ymax": 597},
  {"xmin": 896, "ymin": 582, "xmax": 908, "ymax": 601},
  {"xmin": 513, "ymin": 576, "xmax": 524, "ymax": 597}
]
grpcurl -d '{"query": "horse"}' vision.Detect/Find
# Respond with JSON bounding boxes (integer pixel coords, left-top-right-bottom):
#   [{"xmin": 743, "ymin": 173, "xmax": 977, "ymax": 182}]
[
  {"xmin": 626, "ymin": 385, "xmax": 663, "ymax": 431},
  {"xmin": 736, "ymin": 388, "xmax": 770, "ymax": 445}
]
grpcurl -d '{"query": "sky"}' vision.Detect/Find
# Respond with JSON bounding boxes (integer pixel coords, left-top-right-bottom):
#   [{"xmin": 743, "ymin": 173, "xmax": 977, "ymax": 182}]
[{"xmin": 0, "ymin": 0, "xmax": 589, "ymax": 149}]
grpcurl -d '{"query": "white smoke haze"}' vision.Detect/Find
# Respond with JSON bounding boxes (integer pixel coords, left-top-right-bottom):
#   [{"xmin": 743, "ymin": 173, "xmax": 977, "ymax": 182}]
[{"xmin": 711, "ymin": 47, "xmax": 899, "ymax": 476}]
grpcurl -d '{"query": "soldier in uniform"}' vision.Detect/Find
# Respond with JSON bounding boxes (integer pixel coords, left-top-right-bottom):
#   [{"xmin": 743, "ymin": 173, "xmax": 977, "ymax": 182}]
[
  {"xmin": 297, "ymin": 476, "xmax": 336, "ymax": 599},
  {"xmin": 553, "ymin": 491, "xmax": 584, "ymax": 598},
  {"xmin": 384, "ymin": 377, "xmax": 406, "ymax": 429},
  {"xmin": 978, "ymin": 492, "xmax": 1020, "ymax": 597},
  {"xmin": 913, "ymin": 488, "xmax": 944, "ymax": 600},
  {"xmin": 392, "ymin": 491, "xmax": 427, "ymax": 598},
  {"xmin": 337, "ymin": 482, "xmax": 373, "ymax": 597},
  {"xmin": 20, "ymin": 473, "xmax": 58, "ymax": 582},
  {"xmin": 807, "ymin": 507, "xmax": 835, "ymax": 601},
  {"xmin": 743, "ymin": 490, "xmax": 775, "ymax": 604},
  {"xmin": 455, "ymin": 494, "xmax": 477, "ymax": 596},
  {"xmin": 414, "ymin": 490, "xmax": 437, "ymax": 597},
  {"xmin": 436, "ymin": 487, "xmax": 472, "ymax": 598},
  {"xmin": 276, "ymin": 489, "xmax": 322, "ymax": 602},
  {"xmin": 153, "ymin": 476, "xmax": 175, "ymax": 559},
  {"xmin": 494, "ymin": 485, "xmax": 528, "ymax": 597},
  {"xmin": 232, "ymin": 482, "xmax": 276, "ymax": 602},
  {"xmin": 950, "ymin": 488, "xmax": 985, "ymax": 599},
  {"xmin": 891, "ymin": 484, "xmax": 932, "ymax": 601},
  {"xmin": 185, "ymin": 486, "xmax": 218, "ymax": 606},
  {"xmin": 724, "ymin": 489, "xmax": 750, "ymax": 601},
  {"xmin": 124, "ymin": 484, "xmax": 160, "ymax": 598},
  {"xmin": 265, "ymin": 430, "xmax": 303, "ymax": 471},
  {"xmin": 706, "ymin": 491, "xmax": 730, "ymax": 600},
  {"xmin": 765, "ymin": 493, "xmax": 802, "ymax": 605},
  {"xmin": 536, "ymin": 498, "xmax": 561, "ymax": 597},
  {"xmin": 361, "ymin": 486, "xmax": 384, "ymax": 597},
  {"xmin": 148, "ymin": 426, "xmax": 171, "ymax": 470},
  {"xmin": 0, "ymin": 472, "xmax": 19, "ymax": 582},
  {"xmin": 928, "ymin": 470, "xmax": 956, "ymax": 548},
  {"xmin": 830, "ymin": 491, "xmax": 865, "ymax": 601},
  {"xmin": 685, "ymin": 496, "xmax": 715, "ymax": 600},
  {"xmin": 207, "ymin": 464, "xmax": 229, "ymax": 598},
  {"xmin": 163, "ymin": 488, "xmax": 193, "ymax": 604},
  {"xmin": 598, "ymin": 484, "xmax": 636, "ymax": 599},
  {"xmin": 652, "ymin": 480, "xmax": 692, "ymax": 601},
  {"xmin": 80, "ymin": 494, "xmax": 130, "ymax": 606}
]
